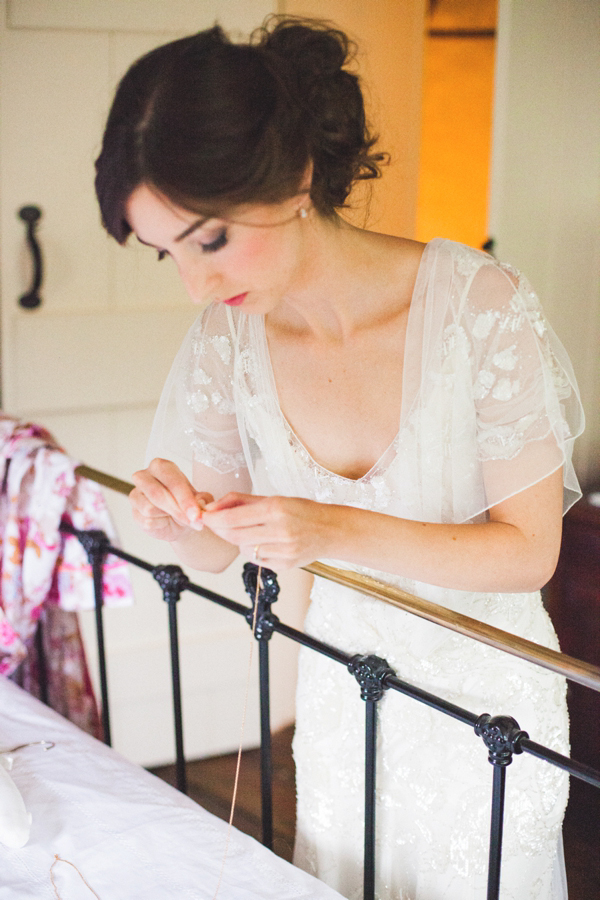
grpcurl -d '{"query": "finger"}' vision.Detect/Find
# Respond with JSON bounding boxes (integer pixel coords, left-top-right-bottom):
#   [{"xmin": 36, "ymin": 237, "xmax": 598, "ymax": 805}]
[
  {"xmin": 133, "ymin": 460, "xmax": 204, "ymax": 526},
  {"xmin": 202, "ymin": 495, "xmax": 275, "ymax": 530},
  {"xmin": 130, "ymin": 487, "xmax": 170, "ymax": 519},
  {"xmin": 242, "ymin": 545, "xmax": 292, "ymax": 572},
  {"xmin": 138, "ymin": 459, "xmax": 200, "ymax": 515},
  {"xmin": 131, "ymin": 503, "xmax": 183, "ymax": 541},
  {"xmin": 131, "ymin": 473, "xmax": 191, "ymax": 526},
  {"xmin": 203, "ymin": 492, "xmax": 258, "ymax": 512}
]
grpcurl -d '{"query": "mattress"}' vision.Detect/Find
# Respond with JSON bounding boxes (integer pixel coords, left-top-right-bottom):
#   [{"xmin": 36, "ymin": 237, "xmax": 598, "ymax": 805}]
[{"xmin": 0, "ymin": 677, "xmax": 343, "ymax": 899}]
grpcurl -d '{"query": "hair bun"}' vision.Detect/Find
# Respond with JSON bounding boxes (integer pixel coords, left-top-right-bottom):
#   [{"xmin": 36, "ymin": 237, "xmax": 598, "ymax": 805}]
[
  {"xmin": 259, "ymin": 18, "xmax": 348, "ymax": 80},
  {"xmin": 255, "ymin": 17, "xmax": 385, "ymax": 213}
]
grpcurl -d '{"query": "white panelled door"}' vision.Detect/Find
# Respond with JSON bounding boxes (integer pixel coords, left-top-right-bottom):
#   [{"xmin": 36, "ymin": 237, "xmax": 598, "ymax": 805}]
[{"xmin": 0, "ymin": 0, "xmax": 311, "ymax": 768}]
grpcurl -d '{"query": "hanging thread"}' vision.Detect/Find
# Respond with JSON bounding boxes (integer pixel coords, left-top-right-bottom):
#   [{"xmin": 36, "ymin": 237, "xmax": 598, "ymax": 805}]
[
  {"xmin": 211, "ymin": 564, "xmax": 262, "ymax": 900},
  {"xmin": 49, "ymin": 854, "xmax": 101, "ymax": 899},
  {"xmin": 47, "ymin": 570, "xmax": 263, "ymax": 900}
]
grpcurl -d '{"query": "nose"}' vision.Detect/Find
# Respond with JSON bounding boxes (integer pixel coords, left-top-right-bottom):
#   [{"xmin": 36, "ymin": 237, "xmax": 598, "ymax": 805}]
[{"xmin": 176, "ymin": 257, "xmax": 221, "ymax": 305}]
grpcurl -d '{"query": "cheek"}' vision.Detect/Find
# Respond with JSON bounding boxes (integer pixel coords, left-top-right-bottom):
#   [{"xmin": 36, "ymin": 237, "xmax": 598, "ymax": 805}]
[{"xmin": 233, "ymin": 231, "xmax": 298, "ymax": 281}]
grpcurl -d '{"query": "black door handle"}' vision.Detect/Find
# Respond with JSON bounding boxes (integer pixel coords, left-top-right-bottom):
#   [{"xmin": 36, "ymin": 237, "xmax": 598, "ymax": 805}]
[{"xmin": 18, "ymin": 205, "xmax": 43, "ymax": 309}]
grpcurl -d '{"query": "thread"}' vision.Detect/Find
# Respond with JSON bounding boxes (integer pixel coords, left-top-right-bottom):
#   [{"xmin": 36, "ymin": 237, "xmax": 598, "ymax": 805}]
[
  {"xmin": 48, "ymin": 571, "xmax": 263, "ymax": 900},
  {"xmin": 211, "ymin": 565, "xmax": 262, "ymax": 900},
  {"xmin": 49, "ymin": 854, "xmax": 101, "ymax": 899}
]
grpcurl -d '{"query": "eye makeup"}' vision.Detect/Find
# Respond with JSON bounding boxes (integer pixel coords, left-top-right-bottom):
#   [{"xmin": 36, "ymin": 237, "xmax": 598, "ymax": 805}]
[
  {"xmin": 154, "ymin": 228, "xmax": 227, "ymax": 260},
  {"xmin": 201, "ymin": 228, "xmax": 228, "ymax": 254}
]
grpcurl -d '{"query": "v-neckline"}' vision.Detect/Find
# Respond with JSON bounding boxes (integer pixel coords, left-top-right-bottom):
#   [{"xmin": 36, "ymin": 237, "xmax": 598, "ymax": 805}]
[{"xmin": 255, "ymin": 239, "xmax": 436, "ymax": 484}]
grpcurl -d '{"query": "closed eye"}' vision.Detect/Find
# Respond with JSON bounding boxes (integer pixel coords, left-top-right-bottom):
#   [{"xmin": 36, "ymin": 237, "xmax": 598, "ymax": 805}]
[
  {"xmin": 157, "ymin": 249, "xmax": 168, "ymax": 261},
  {"xmin": 201, "ymin": 229, "xmax": 228, "ymax": 254}
]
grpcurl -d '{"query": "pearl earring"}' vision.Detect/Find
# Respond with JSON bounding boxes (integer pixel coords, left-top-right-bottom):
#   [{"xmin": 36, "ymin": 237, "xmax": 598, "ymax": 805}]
[{"xmin": 298, "ymin": 207, "xmax": 308, "ymax": 219}]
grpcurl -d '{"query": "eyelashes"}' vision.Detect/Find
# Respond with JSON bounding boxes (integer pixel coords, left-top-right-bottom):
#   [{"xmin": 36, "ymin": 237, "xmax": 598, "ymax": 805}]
[
  {"xmin": 201, "ymin": 229, "xmax": 228, "ymax": 254},
  {"xmin": 155, "ymin": 228, "xmax": 228, "ymax": 261}
]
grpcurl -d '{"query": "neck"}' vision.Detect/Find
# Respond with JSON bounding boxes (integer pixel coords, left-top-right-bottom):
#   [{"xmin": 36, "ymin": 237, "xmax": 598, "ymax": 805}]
[{"xmin": 272, "ymin": 213, "xmax": 399, "ymax": 343}]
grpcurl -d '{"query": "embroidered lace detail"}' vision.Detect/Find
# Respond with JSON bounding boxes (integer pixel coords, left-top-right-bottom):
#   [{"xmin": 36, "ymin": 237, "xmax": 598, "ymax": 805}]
[
  {"xmin": 185, "ymin": 329, "xmax": 235, "ymax": 420},
  {"xmin": 492, "ymin": 344, "xmax": 518, "ymax": 371},
  {"xmin": 190, "ymin": 437, "xmax": 246, "ymax": 472},
  {"xmin": 473, "ymin": 368, "xmax": 496, "ymax": 399},
  {"xmin": 452, "ymin": 242, "xmax": 488, "ymax": 277},
  {"xmin": 477, "ymin": 413, "xmax": 539, "ymax": 459},
  {"xmin": 179, "ymin": 308, "xmax": 245, "ymax": 473},
  {"xmin": 193, "ymin": 367, "xmax": 212, "ymax": 386},
  {"xmin": 472, "ymin": 310, "xmax": 497, "ymax": 340},
  {"xmin": 279, "ymin": 420, "xmax": 394, "ymax": 510},
  {"xmin": 209, "ymin": 334, "xmax": 232, "ymax": 365}
]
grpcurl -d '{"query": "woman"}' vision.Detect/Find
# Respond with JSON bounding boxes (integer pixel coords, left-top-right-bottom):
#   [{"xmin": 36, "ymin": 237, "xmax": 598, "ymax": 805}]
[{"xmin": 95, "ymin": 18, "xmax": 583, "ymax": 900}]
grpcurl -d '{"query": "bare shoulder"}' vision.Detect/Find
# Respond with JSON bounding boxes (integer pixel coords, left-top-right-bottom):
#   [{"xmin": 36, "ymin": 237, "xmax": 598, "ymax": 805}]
[
  {"xmin": 365, "ymin": 230, "xmax": 427, "ymax": 271},
  {"xmin": 360, "ymin": 232, "xmax": 428, "ymax": 312}
]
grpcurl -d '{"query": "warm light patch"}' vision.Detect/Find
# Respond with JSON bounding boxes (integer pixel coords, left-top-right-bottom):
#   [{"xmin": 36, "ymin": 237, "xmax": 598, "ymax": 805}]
[{"xmin": 417, "ymin": 0, "xmax": 497, "ymax": 249}]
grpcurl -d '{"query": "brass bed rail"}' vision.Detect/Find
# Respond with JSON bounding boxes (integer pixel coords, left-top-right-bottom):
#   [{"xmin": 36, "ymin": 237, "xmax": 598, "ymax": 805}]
[{"xmin": 75, "ymin": 463, "xmax": 600, "ymax": 694}]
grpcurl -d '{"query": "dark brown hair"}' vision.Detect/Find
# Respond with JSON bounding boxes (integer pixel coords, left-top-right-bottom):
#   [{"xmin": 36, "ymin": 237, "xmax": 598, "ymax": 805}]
[{"xmin": 95, "ymin": 16, "xmax": 386, "ymax": 242}]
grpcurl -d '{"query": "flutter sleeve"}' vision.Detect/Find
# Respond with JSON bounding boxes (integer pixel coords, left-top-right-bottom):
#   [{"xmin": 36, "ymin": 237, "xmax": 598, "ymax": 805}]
[
  {"xmin": 464, "ymin": 257, "xmax": 584, "ymax": 515},
  {"xmin": 146, "ymin": 303, "xmax": 247, "ymax": 481}
]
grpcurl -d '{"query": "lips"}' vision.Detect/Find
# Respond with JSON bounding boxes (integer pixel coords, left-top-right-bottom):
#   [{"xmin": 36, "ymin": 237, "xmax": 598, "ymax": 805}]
[{"xmin": 223, "ymin": 293, "xmax": 248, "ymax": 307}]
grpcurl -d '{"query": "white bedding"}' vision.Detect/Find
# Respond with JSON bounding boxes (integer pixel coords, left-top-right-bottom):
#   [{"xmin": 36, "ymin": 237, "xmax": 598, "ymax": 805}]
[{"xmin": 0, "ymin": 678, "xmax": 344, "ymax": 899}]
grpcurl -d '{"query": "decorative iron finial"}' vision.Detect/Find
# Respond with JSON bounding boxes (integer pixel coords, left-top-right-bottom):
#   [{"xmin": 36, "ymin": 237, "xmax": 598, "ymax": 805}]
[
  {"xmin": 348, "ymin": 654, "xmax": 395, "ymax": 702},
  {"xmin": 475, "ymin": 714, "xmax": 529, "ymax": 766}
]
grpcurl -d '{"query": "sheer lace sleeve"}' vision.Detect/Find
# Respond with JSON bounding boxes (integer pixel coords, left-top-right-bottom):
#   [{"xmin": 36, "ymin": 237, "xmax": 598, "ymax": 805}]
[
  {"xmin": 464, "ymin": 256, "xmax": 584, "ymax": 513},
  {"xmin": 405, "ymin": 240, "xmax": 584, "ymax": 525},
  {"xmin": 146, "ymin": 303, "xmax": 247, "ymax": 479}
]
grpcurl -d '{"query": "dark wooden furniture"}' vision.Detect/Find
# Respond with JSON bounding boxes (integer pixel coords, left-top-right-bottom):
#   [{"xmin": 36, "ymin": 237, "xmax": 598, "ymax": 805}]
[{"xmin": 545, "ymin": 495, "xmax": 600, "ymax": 814}]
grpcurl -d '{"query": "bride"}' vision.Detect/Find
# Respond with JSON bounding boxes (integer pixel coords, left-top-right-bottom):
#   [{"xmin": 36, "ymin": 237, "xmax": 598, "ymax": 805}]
[{"xmin": 95, "ymin": 17, "xmax": 583, "ymax": 899}]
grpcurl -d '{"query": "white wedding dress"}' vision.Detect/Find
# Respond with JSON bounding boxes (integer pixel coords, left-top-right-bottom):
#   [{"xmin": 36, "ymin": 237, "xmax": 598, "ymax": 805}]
[{"xmin": 148, "ymin": 239, "xmax": 584, "ymax": 900}]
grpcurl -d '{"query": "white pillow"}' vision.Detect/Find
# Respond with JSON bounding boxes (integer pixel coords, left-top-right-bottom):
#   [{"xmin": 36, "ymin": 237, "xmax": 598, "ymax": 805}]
[{"xmin": 0, "ymin": 754, "xmax": 32, "ymax": 848}]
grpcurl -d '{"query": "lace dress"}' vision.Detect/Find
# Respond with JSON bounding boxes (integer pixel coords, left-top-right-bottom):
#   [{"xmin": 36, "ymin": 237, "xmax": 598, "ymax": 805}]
[{"xmin": 148, "ymin": 239, "xmax": 584, "ymax": 900}]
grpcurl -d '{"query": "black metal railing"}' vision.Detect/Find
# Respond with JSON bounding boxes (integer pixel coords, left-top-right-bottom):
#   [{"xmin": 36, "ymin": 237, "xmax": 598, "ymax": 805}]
[{"xmin": 57, "ymin": 517, "xmax": 600, "ymax": 900}]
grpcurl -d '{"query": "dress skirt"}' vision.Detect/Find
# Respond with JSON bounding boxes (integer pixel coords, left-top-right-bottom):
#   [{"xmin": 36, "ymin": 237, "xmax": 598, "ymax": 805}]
[{"xmin": 292, "ymin": 575, "xmax": 569, "ymax": 900}]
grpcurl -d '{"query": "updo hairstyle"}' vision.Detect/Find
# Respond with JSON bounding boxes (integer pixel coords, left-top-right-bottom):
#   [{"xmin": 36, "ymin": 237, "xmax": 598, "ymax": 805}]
[{"xmin": 95, "ymin": 16, "xmax": 386, "ymax": 242}]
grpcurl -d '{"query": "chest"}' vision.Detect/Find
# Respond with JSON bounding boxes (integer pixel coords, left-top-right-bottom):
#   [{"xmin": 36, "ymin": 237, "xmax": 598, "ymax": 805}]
[{"xmin": 265, "ymin": 319, "xmax": 408, "ymax": 480}]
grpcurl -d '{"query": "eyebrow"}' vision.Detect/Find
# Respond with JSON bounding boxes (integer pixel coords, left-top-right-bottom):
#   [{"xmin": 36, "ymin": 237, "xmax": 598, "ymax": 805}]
[
  {"xmin": 134, "ymin": 217, "xmax": 211, "ymax": 250},
  {"xmin": 175, "ymin": 217, "xmax": 209, "ymax": 242}
]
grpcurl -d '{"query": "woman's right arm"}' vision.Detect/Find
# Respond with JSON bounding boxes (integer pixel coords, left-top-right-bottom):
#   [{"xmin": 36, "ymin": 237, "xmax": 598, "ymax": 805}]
[{"xmin": 130, "ymin": 457, "xmax": 250, "ymax": 572}]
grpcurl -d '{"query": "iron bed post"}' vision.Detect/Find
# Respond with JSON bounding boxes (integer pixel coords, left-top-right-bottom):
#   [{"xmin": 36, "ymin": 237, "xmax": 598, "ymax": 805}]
[
  {"xmin": 258, "ymin": 640, "xmax": 274, "ymax": 849},
  {"xmin": 349, "ymin": 654, "xmax": 395, "ymax": 900},
  {"xmin": 34, "ymin": 616, "xmax": 49, "ymax": 706},
  {"xmin": 243, "ymin": 563, "xmax": 280, "ymax": 850},
  {"xmin": 153, "ymin": 564, "xmax": 190, "ymax": 795},
  {"xmin": 75, "ymin": 528, "xmax": 112, "ymax": 745},
  {"xmin": 475, "ymin": 714, "xmax": 528, "ymax": 900}
]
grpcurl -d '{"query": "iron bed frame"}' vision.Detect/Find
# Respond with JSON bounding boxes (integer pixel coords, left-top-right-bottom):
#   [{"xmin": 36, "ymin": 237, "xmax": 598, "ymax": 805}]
[{"xmin": 50, "ymin": 510, "xmax": 600, "ymax": 900}]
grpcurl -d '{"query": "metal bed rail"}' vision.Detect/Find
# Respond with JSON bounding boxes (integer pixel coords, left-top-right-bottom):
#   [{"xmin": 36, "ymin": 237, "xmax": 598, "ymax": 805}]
[{"xmin": 56, "ymin": 465, "xmax": 600, "ymax": 900}]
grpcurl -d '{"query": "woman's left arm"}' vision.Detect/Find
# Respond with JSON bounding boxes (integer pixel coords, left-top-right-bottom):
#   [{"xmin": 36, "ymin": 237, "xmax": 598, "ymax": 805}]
[{"xmin": 200, "ymin": 467, "xmax": 563, "ymax": 592}]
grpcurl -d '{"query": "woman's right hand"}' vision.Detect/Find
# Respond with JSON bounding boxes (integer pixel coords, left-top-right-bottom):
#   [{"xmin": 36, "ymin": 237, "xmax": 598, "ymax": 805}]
[{"xmin": 130, "ymin": 458, "xmax": 214, "ymax": 543}]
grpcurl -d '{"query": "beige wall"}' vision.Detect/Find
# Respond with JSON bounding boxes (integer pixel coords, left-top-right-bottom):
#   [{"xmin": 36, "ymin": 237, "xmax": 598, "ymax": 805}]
[
  {"xmin": 279, "ymin": 0, "xmax": 426, "ymax": 238},
  {"xmin": 490, "ymin": 0, "xmax": 600, "ymax": 489}
]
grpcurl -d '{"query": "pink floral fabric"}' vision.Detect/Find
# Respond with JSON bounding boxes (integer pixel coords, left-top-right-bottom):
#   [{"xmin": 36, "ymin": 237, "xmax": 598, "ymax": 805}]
[{"xmin": 0, "ymin": 416, "xmax": 133, "ymax": 735}]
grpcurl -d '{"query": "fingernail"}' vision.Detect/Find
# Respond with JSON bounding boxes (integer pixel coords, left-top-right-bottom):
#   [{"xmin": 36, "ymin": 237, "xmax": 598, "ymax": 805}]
[{"xmin": 187, "ymin": 508, "xmax": 199, "ymax": 523}]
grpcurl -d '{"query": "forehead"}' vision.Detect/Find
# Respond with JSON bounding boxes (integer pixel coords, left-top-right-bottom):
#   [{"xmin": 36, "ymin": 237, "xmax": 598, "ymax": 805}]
[
  {"xmin": 126, "ymin": 183, "xmax": 303, "ymax": 242},
  {"xmin": 125, "ymin": 185, "xmax": 206, "ymax": 240}
]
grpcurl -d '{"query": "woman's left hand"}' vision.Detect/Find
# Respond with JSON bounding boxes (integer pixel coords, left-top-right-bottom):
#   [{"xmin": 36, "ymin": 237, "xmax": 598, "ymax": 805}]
[{"xmin": 200, "ymin": 492, "xmax": 340, "ymax": 570}]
